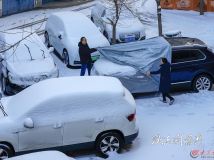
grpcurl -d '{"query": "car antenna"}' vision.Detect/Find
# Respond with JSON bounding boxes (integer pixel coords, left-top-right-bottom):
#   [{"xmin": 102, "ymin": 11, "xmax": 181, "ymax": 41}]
[{"xmin": 24, "ymin": 44, "xmax": 33, "ymax": 61}]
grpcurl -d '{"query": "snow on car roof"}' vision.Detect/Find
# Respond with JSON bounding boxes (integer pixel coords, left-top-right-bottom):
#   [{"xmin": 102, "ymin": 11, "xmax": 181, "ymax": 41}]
[
  {"xmin": 50, "ymin": 11, "xmax": 99, "ymax": 36},
  {"xmin": 4, "ymin": 76, "xmax": 125, "ymax": 117},
  {"xmin": 7, "ymin": 151, "xmax": 74, "ymax": 160}
]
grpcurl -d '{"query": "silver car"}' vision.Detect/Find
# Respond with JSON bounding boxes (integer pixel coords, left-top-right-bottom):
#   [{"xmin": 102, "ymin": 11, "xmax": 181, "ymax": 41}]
[{"xmin": 0, "ymin": 76, "xmax": 138, "ymax": 159}]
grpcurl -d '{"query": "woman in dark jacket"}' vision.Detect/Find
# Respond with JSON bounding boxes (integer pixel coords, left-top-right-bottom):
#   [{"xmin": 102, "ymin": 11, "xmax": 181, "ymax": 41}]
[
  {"xmin": 148, "ymin": 58, "xmax": 175, "ymax": 105},
  {"xmin": 78, "ymin": 37, "xmax": 97, "ymax": 76}
]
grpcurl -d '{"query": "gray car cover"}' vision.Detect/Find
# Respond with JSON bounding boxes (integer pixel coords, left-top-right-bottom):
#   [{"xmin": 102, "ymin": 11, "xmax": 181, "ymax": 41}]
[{"xmin": 97, "ymin": 37, "xmax": 172, "ymax": 93}]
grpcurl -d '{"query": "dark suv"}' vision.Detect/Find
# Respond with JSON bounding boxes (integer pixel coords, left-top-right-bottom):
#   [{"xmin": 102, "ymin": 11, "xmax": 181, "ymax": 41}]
[{"xmin": 167, "ymin": 37, "xmax": 214, "ymax": 91}]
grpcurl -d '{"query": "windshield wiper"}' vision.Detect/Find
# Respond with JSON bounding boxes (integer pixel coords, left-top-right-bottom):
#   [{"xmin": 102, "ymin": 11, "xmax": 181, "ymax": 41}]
[
  {"xmin": 40, "ymin": 49, "xmax": 46, "ymax": 59},
  {"xmin": 0, "ymin": 101, "xmax": 7, "ymax": 116},
  {"xmin": 24, "ymin": 44, "xmax": 33, "ymax": 61}
]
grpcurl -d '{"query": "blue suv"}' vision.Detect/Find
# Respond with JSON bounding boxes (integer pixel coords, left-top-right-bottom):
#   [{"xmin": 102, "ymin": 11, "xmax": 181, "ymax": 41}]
[{"xmin": 168, "ymin": 37, "xmax": 214, "ymax": 91}]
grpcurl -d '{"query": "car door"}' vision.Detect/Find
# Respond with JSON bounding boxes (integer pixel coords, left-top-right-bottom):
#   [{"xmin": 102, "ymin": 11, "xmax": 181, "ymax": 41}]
[
  {"xmin": 62, "ymin": 103, "xmax": 104, "ymax": 146},
  {"xmin": 53, "ymin": 20, "xmax": 65, "ymax": 55},
  {"xmin": 93, "ymin": 4, "xmax": 106, "ymax": 32},
  {"xmin": 18, "ymin": 105, "xmax": 63, "ymax": 152},
  {"xmin": 171, "ymin": 49, "xmax": 206, "ymax": 84}
]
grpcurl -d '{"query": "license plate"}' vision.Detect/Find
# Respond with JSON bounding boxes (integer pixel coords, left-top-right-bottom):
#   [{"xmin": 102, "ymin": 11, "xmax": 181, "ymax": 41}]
[
  {"xmin": 125, "ymin": 35, "xmax": 135, "ymax": 42},
  {"xmin": 91, "ymin": 55, "xmax": 100, "ymax": 61}
]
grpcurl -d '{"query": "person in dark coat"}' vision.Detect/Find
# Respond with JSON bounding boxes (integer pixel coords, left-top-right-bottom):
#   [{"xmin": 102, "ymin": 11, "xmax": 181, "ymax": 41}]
[
  {"xmin": 147, "ymin": 58, "xmax": 175, "ymax": 105},
  {"xmin": 78, "ymin": 37, "xmax": 97, "ymax": 76}
]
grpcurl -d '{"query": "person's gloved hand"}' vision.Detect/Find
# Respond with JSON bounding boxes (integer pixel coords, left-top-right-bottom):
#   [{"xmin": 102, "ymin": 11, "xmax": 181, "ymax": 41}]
[{"xmin": 146, "ymin": 71, "xmax": 151, "ymax": 77}]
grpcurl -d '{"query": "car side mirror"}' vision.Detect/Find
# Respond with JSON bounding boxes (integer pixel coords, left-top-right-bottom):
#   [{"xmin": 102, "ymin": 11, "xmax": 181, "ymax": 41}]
[
  {"xmin": 58, "ymin": 31, "xmax": 63, "ymax": 40},
  {"xmin": 58, "ymin": 35, "xmax": 62, "ymax": 40},
  {"xmin": 24, "ymin": 118, "xmax": 34, "ymax": 129},
  {"xmin": 48, "ymin": 47, "xmax": 54, "ymax": 53}
]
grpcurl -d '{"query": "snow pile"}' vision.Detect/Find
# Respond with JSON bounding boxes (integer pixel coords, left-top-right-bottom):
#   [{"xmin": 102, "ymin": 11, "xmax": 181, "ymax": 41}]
[
  {"xmin": 93, "ymin": 58, "xmax": 137, "ymax": 76},
  {"xmin": 8, "ymin": 151, "xmax": 74, "ymax": 160}
]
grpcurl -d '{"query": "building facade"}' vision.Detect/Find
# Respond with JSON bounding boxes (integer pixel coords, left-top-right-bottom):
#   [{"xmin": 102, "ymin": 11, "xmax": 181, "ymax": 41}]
[
  {"xmin": 0, "ymin": 0, "xmax": 56, "ymax": 17},
  {"xmin": 161, "ymin": 0, "xmax": 214, "ymax": 12}
]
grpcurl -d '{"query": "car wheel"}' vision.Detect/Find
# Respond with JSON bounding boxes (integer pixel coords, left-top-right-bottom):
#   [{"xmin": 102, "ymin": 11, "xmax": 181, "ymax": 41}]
[
  {"xmin": 44, "ymin": 32, "xmax": 50, "ymax": 48},
  {"xmin": 193, "ymin": 74, "xmax": 212, "ymax": 91},
  {"xmin": 62, "ymin": 49, "xmax": 70, "ymax": 66},
  {"xmin": 1, "ymin": 74, "xmax": 8, "ymax": 95},
  {"xmin": 0, "ymin": 144, "xmax": 14, "ymax": 159},
  {"xmin": 95, "ymin": 132, "xmax": 124, "ymax": 158}
]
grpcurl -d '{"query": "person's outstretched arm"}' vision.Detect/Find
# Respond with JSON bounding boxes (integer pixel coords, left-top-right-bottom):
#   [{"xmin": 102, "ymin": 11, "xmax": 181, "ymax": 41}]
[
  {"xmin": 150, "ymin": 69, "xmax": 161, "ymax": 75},
  {"xmin": 89, "ymin": 48, "xmax": 97, "ymax": 54}
]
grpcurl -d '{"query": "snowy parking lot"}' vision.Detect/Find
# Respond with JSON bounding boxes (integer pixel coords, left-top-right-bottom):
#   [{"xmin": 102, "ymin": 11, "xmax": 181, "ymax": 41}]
[{"xmin": 1, "ymin": 1, "xmax": 214, "ymax": 160}]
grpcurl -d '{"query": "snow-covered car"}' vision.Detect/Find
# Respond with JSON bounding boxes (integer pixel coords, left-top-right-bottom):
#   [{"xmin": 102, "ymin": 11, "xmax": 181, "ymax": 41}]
[
  {"xmin": 93, "ymin": 37, "xmax": 214, "ymax": 93},
  {"xmin": 0, "ymin": 76, "xmax": 138, "ymax": 158},
  {"xmin": 7, "ymin": 151, "xmax": 75, "ymax": 160},
  {"xmin": 0, "ymin": 30, "xmax": 59, "ymax": 95},
  {"xmin": 91, "ymin": 3, "xmax": 146, "ymax": 43},
  {"xmin": 45, "ymin": 11, "xmax": 110, "ymax": 66}
]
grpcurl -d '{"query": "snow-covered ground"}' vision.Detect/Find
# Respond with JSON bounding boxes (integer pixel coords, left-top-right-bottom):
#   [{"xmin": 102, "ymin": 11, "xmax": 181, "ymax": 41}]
[
  {"xmin": 77, "ymin": 91, "xmax": 214, "ymax": 160},
  {"xmin": 0, "ymin": 0, "xmax": 214, "ymax": 160}
]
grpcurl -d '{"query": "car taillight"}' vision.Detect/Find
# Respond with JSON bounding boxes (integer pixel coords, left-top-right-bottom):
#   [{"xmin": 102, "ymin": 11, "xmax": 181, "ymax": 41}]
[{"xmin": 127, "ymin": 113, "xmax": 136, "ymax": 121}]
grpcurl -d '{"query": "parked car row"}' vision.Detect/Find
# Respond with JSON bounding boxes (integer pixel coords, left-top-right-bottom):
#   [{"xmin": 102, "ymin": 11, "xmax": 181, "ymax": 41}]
[
  {"xmin": 0, "ymin": 5, "xmax": 213, "ymax": 160},
  {"xmin": 0, "ymin": 4, "xmax": 147, "ymax": 94}
]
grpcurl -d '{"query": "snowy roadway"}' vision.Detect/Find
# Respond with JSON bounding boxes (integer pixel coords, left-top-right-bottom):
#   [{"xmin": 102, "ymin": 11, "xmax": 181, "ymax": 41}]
[{"xmin": 1, "ymin": 1, "xmax": 214, "ymax": 160}]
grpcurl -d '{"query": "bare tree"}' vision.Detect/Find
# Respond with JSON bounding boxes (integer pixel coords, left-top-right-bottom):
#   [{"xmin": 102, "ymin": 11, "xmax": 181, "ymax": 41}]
[
  {"xmin": 102, "ymin": 0, "xmax": 140, "ymax": 44},
  {"xmin": 155, "ymin": 0, "xmax": 162, "ymax": 36},
  {"xmin": 199, "ymin": 0, "xmax": 205, "ymax": 15}
]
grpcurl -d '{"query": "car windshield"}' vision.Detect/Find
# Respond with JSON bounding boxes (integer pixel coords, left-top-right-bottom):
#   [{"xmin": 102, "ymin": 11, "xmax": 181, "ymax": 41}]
[
  {"xmin": 105, "ymin": 6, "xmax": 136, "ymax": 20},
  {"xmin": 65, "ymin": 19, "xmax": 99, "ymax": 37},
  {"xmin": 5, "ymin": 34, "xmax": 49, "ymax": 62}
]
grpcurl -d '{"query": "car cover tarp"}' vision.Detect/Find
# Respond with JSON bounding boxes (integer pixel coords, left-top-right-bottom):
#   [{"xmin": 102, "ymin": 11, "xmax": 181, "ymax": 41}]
[{"xmin": 97, "ymin": 37, "xmax": 172, "ymax": 93}]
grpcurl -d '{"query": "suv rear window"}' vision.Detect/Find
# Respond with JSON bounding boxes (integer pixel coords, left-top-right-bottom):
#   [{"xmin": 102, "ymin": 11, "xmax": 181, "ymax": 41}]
[{"xmin": 172, "ymin": 49, "xmax": 205, "ymax": 63}]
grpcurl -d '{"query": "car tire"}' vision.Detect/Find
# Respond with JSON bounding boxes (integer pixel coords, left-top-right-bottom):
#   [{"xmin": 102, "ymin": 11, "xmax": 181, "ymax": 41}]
[
  {"xmin": 192, "ymin": 74, "xmax": 213, "ymax": 91},
  {"xmin": 1, "ymin": 74, "xmax": 9, "ymax": 95},
  {"xmin": 44, "ymin": 32, "xmax": 51, "ymax": 48},
  {"xmin": 62, "ymin": 49, "xmax": 70, "ymax": 66},
  {"xmin": 0, "ymin": 143, "xmax": 14, "ymax": 159},
  {"xmin": 95, "ymin": 132, "xmax": 124, "ymax": 158}
]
